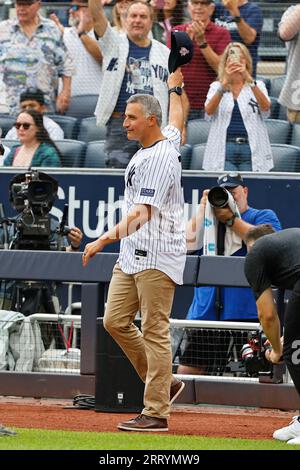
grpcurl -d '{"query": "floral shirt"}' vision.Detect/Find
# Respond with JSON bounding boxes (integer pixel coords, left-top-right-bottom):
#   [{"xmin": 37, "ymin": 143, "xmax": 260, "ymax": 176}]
[
  {"xmin": 4, "ymin": 143, "xmax": 61, "ymax": 167},
  {"xmin": 0, "ymin": 16, "xmax": 74, "ymax": 115}
]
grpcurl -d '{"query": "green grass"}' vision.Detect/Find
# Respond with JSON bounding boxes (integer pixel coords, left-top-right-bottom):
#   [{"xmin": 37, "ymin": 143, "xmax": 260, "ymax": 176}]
[{"xmin": 0, "ymin": 428, "xmax": 298, "ymax": 450}]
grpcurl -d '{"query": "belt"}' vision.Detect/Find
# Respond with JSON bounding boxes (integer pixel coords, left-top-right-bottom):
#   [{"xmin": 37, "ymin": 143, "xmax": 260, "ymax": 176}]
[
  {"xmin": 111, "ymin": 112, "xmax": 124, "ymax": 118},
  {"xmin": 227, "ymin": 137, "xmax": 249, "ymax": 144}
]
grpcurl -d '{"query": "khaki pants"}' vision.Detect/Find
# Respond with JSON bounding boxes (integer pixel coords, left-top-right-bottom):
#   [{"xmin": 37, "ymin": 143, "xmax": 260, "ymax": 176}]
[
  {"xmin": 103, "ymin": 264, "xmax": 176, "ymax": 419},
  {"xmin": 287, "ymin": 109, "xmax": 300, "ymax": 124}
]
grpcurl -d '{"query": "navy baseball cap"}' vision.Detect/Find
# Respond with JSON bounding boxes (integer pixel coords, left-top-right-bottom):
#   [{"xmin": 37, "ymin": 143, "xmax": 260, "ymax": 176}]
[
  {"xmin": 168, "ymin": 31, "xmax": 194, "ymax": 73},
  {"xmin": 217, "ymin": 173, "xmax": 245, "ymax": 188},
  {"xmin": 20, "ymin": 87, "xmax": 45, "ymax": 105}
]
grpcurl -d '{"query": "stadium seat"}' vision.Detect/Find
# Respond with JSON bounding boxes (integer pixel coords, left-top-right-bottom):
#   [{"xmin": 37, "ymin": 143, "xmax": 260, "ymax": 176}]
[
  {"xmin": 190, "ymin": 144, "xmax": 206, "ymax": 170},
  {"xmin": 291, "ymin": 124, "xmax": 300, "ymax": 147},
  {"xmin": 84, "ymin": 140, "xmax": 107, "ymax": 168},
  {"xmin": 46, "ymin": 115, "xmax": 78, "ymax": 140},
  {"xmin": 270, "ymin": 144, "xmax": 300, "ymax": 172},
  {"xmin": 186, "ymin": 119, "xmax": 210, "ymax": 146},
  {"xmin": 179, "ymin": 144, "xmax": 192, "ymax": 170},
  {"xmin": 265, "ymin": 119, "xmax": 291, "ymax": 144},
  {"xmin": 257, "ymin": 75, "xmax": 271, "ymax": 94},
  {"xmin": 55, "ymin": 139, "xmax": 86, "ymax": 167},
  {"xmin": 65, "ymin": 94, "xmax": 99, "ymax": 119},
  {"xmin": 78, "ymin": 117, "xmax": 107, "ymax": 143},
  {"xmin": 269, "ymin": 75, "xmax": 286, "ymax": 98},
  {"xmin": 0, "ymin": 114, "xmax": 16, "ymax": 137}
]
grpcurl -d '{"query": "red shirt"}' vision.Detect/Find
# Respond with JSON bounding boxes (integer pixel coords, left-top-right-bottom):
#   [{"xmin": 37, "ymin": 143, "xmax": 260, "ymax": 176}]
[{"xmin": 169, "ymin": 22, "xmax": 231, "ymax": 110}]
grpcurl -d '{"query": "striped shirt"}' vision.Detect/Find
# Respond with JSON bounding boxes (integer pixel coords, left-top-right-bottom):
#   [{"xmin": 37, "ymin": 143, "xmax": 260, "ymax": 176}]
[{"xmin": 118, "ymin": 125, "xmax": 186, "ymax": 285}]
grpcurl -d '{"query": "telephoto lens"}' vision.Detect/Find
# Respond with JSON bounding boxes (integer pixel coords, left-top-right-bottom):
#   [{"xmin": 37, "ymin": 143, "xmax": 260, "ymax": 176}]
[{"xmin": 208, "ymin": 186, "xmax": 229, "ymax": 208}]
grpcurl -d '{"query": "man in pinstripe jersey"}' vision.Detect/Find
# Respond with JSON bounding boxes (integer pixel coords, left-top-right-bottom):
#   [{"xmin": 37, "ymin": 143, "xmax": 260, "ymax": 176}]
[{"xmin": 82, "ymin": 68, "xmax": 186, "ymax": 432}]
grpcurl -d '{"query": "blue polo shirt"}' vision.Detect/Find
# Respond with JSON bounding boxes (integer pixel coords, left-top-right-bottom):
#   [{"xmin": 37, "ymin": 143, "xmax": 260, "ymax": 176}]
[
  {"xmin": 187, "ymin": 207, "xmax": 282, "ymax": 321},
  {"xmin": 114, "ymin": 38, "xmax": 153, "ymax": 113}
]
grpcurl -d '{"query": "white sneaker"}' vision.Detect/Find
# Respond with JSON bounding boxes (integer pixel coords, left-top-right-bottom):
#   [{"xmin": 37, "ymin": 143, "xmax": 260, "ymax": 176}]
[
  {"xmin": 287, "ymin": 436, "xmax": 300, "ymax": 445},
  {"xmin": 273, "ymin": 416, "xmax": 300, "ymax": 441}
]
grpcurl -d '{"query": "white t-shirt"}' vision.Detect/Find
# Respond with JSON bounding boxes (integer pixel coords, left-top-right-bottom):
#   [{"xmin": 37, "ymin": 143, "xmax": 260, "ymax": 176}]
[
  {"xmin": 63, "ymin": 28, "xmax": 102, "ymax": 96},
  {"xmin": 118, "ymin": 126, "xmax": 186, "ymax": 285},
  {"xmin": 5, "ymin": 116, "xmax": 64, "ymax": 141},
  {"xmin": 0, "ymin": 144, "xmax": 10, "ymax": 165}
]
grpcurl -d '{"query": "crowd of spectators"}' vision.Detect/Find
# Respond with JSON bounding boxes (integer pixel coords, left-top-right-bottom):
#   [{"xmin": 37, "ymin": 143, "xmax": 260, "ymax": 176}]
[{"xmin": 0, "ymin": 0, "xmax": 298, "ymax": 171}]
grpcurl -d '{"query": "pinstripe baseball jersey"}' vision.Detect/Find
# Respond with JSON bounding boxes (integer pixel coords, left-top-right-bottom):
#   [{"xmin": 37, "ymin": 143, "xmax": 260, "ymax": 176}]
[{"xmin": 118, "ymin": 125, "xmax": 186, "ymax": 285}]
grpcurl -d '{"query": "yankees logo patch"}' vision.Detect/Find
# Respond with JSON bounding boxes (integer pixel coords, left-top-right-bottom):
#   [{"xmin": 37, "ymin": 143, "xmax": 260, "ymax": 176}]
[
  {"xmin": 179, "ymin": 47, "xmax": 189, "ymax": 57},
  {"xmin": 126, "ymin": 165, "xmax": 136, "ymax": 186}
]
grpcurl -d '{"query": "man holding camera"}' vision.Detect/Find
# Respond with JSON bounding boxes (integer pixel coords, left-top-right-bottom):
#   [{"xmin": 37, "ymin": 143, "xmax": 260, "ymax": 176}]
[
  {"xmin": 245, "ymin": 225, "xmax": 300, "ymax": 445},
  {"xmin": 0, "ymin": 171, "xmax": 83, "ymax": 313},
  {"xmin": 178, "ymin": 172, "xmax": 281, "ymax": 375}
]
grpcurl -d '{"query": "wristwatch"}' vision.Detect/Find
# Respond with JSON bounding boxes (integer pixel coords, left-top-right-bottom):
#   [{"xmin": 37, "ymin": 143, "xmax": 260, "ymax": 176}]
[
  {"xmin": 168, "ymin": 87, "xmax": 182, "ymax": 96},
  {"xmin": 199, "ymin": 42, "xmax": 208, "ymax": 49},
  {"xmin": 217, "ymin": 85, "xmax": 227, "ymax": 97},
  {"xmin": 232, "ymin": 16, "xmax": 242, "ymax": 23},
  {"xmin": 78, "ymin": 31, "xmax": 87, "ymax": 38},
  {"xmin": 226, "ymin": 215, "xmax": 236, "ymax": 227},
  {"xmin": 249, "ymin": 80, "xmax": 257, "ymax": 88}
]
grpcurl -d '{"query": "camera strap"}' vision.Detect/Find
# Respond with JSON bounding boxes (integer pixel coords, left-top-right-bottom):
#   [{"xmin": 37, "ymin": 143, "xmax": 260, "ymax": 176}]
[{"xmin": 215, "ymin": 222, "xmax": 226, "ymax": 320}]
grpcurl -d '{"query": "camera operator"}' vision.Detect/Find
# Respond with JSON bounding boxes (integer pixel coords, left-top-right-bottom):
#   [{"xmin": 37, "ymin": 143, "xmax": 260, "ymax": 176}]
[
  {"xmin": 245, "ymin": 226, "xmax": 300, "ymax": 446},
  {"xmin": 0, "ymin": 171, "xmax": 83, "ymax": 312},
  {"xmin": 178, "ymin": 172, "xmax": 281, "ymax": 375}
]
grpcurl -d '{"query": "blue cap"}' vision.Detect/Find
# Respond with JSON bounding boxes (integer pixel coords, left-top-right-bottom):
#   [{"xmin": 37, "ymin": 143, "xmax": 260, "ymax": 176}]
[{"xmin": 217, "ymin": 173, "xmax": 245, "ymax": 188}]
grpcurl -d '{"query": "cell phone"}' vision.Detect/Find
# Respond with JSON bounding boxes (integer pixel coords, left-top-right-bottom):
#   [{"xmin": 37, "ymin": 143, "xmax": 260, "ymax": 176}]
[
  {"xmin": 228, "ymin": 47, "xmax": 241, "ymax": 63},
  {"xmin": 156, "ymin": 0, "xmax": 165, "ymax": 9}
]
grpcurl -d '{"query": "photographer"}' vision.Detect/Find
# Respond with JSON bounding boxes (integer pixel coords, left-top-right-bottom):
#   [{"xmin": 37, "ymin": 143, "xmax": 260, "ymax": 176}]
[
  {"xmin": 245, "ymin": 226, "xmax": 300, "ymax": 445},
  {"xmin": 0, "ymin": 171, "xmax": 83, "ymax": 312},
  {"xmin": 178, "ymin": 172, "xmax": 281, "ymax": 375}
]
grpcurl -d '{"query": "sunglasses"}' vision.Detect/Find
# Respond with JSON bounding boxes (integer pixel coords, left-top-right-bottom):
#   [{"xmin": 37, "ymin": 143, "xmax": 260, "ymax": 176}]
[
  {"xmin": 14, "ymin": 122, "xmax": 32, "ymax": 130},
  {"xmin": 190, "ymin": 0, "xmax": 212, "ymax": 5}
]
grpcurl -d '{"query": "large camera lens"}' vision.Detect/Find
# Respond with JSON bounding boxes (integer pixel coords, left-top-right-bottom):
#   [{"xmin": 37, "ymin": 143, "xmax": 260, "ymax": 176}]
[
  {"xmin": 208, "ymin": 186, "xmax": 229, "ymax": 208},
  {"xmin": 28, "ymin": 181, "xmax": 53, "ymax": 204}
]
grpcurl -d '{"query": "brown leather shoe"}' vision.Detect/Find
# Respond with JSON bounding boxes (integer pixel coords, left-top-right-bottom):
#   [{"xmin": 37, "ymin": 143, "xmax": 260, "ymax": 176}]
[
  {"xmin": 117, "ymin": 414, "xmax": 168, "ymax": 432},
  {"xmin": 170, "ymin": 378, "xmax": 185, "ymax": 405}
]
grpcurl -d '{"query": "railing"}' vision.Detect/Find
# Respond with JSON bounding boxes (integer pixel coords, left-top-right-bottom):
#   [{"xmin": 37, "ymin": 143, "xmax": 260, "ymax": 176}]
[{"xmin": 0, "ymin": 250, "xmax": 299, "ymax": 409}]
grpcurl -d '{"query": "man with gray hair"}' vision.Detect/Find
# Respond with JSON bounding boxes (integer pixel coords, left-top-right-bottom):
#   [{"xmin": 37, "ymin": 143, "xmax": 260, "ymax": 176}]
[
  {"xmin": 82, "ymin": 68, "xmax": 186, "ymax": 432},
  {"xmin": 278, "ymin": 3, "xmax": 300, "ymax": 124},
  {"xmin": 0, "ymin": 0, "xmax": 73, "ymax": 115},
  {"xmin": 89, "ymin": 0, "xmax": 170, "ymax": 167}
]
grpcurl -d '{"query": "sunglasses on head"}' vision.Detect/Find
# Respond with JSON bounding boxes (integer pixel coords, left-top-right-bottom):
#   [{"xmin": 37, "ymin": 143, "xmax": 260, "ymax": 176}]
[
  {"xmin": 14, "ymin": 122, "xmax": 32, "ymax": 130},
  {"xmin": 70, "ymin": 4, "xmax": 88, "ymax": 11},
  {"xmin": 190, "ymin": 0, "xmax": 211, "ymax": 5}
]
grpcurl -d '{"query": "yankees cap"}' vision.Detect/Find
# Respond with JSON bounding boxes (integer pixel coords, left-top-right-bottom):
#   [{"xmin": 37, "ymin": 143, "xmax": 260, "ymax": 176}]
[{"xmin": 217, "ymin": 172, "xmax": 245, "ymax": 188}]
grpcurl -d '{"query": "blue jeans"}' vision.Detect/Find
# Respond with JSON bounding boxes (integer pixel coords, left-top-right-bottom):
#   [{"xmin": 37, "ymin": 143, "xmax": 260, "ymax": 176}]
[
  {"xmin": 225, "ymin": 142, "xmax": 252, "ymax": 171},
  {"xmin": 188, "ymin": 109, "xmax": 204, "ymax": 121},
  {"xmin": 105, "ymin": 116, "xmax": 140, "ymax": 168}
]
